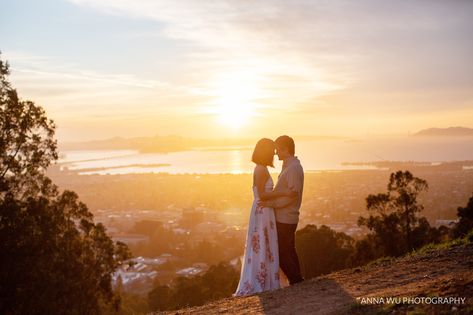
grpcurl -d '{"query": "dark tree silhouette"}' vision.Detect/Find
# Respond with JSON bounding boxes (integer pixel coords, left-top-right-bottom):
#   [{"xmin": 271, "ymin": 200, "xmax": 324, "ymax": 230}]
[
  {"xmin": 351, "ymin": 234, "xmax": 381, "ymax": 266},
  {"xmin": 296, "ymin": 224, "xmax": 354, "ymax": 278},
  {"xmin": 148, "ymin": 283, "xmax": 172, "ymax": 312},
  {"xmin": 357, "ymin": 170, "xmax": 430, "ymax": 257},
  {"xmin": 0, "ymin": 55, "xmax": 57, "ymax": 197},
  {"xmin": 0, "ymin": 53, "xmax": 131, "ymax": 315},
  {"xmin": 453, "ymin": 193, "xmax": 473, "ymax": 238},
  {"xmin": 148, "ymin": 262, "xmax": 239, "ymax": 311}
]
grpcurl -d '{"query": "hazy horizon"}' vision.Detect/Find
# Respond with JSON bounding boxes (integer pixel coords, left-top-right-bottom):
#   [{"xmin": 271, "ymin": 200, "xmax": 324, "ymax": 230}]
[
  {"xmin": 57, "ymin": 127, "xmax": 473, "ymax": 146},
  {"xmin": 57, "ymin": 136, "xmax": 473, "ymax": 175}
]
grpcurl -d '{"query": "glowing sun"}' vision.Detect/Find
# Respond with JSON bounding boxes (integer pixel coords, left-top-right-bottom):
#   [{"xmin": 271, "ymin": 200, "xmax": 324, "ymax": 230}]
[{"xmin": 214, "ymin": 71, "xmax": 259, "ymax": 129}]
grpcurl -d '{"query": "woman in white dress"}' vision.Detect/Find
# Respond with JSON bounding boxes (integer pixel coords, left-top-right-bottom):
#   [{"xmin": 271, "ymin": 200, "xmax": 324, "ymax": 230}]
[{"xmin": 234, "ymin": 138, "xmax": 297, "ymax": 296}]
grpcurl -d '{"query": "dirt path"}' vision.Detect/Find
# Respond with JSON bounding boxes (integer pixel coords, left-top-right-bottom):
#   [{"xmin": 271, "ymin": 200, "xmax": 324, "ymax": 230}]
[{"xmin": 159, "ymin": 244, "xmax": 473, "ymax": 314}]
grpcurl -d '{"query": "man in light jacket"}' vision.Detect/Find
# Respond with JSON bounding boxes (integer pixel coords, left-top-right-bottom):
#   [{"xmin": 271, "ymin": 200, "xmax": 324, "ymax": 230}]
[{"xmin": 259, "ymin": 135, "xmax": 304, "ymax": 285}]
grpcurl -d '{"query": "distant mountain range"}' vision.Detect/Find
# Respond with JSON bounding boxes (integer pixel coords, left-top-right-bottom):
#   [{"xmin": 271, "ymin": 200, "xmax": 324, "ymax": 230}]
[
  {"xmin": 59, "ymin": 135, "xmax": 345, "ymax": 153},
  {"xmin": 60, "ymin": 135, "xmax": 248, "ymax": 153},
  {"xmin": 413, "ymin": 127, "xmax": 473, "ymax": 137}
]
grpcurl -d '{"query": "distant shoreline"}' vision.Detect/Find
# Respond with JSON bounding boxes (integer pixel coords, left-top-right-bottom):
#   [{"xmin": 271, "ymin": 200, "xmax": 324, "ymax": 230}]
[
  {"xmin": 49, "ymin": 160, "xmax": 473, "ymax": 176},
  {"xmin": 63, "ymin": 163, "xmax": 171, "ymax": 173}
]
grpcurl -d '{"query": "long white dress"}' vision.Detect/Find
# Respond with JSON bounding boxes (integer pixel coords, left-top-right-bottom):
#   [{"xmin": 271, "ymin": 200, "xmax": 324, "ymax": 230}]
[{"xmin": 234, "ymin": 176, "xmax": 280, "ymax": 296}]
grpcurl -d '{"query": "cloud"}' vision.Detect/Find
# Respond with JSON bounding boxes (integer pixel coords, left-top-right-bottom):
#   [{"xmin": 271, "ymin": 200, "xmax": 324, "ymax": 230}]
[
  {"xmin": 3, "ymin": 50, "xmax": 201, "ymax": 119},
  {"xmin": 6, "ymin": 51, "xmax": 166, "ymax": 88},
  {"xmin": 66, "ymin": 0, "xmax": 360, "ymax": 113},
  {"xmin": 66, "ymin": 0, "xmax": 473, "ymax": 115},
  {"xmin": 5, "ymin": 0, "xmax": 473, "ymax": 140}
]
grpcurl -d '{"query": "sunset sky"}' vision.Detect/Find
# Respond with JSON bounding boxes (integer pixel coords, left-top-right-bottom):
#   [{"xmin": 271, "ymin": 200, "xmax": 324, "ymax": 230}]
[{"xmin": 1, "ymin": 0, "xmax": 472, "ymax": 142}]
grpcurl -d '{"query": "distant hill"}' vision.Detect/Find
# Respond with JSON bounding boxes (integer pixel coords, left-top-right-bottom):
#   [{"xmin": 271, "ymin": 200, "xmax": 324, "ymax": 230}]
[
  {"xmin": 414, "ymin": 127, "xmax": 473, "ymax": 137},
  {"xmin": 59, "ymin": 135, "xmax": 346, "ymax": 153},
  {"xmin": 59, "ymin": 135, "xmax": 254, "ymax": 153},
  {"xmin": 155, "ymin": 243, "xmax": 473, "ymax": 314}
]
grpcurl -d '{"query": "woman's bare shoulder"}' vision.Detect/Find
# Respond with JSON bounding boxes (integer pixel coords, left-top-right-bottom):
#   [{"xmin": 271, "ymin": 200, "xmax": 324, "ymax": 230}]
[{"xmin": 253, "ymin": 164, "xmax": 269, "ymax": 177}]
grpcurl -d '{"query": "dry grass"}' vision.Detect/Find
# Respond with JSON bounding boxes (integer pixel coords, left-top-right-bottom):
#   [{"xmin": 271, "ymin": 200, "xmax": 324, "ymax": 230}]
[{"xmin": 152, "ymin": 243, "xmax": 473, "ymax": 314}]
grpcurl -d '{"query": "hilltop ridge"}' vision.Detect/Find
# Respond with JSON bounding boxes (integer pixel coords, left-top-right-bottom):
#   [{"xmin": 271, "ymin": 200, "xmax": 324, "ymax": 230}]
[{"xmin": 154, "ymin": 243, "xmax": 473, "ymax": 314}]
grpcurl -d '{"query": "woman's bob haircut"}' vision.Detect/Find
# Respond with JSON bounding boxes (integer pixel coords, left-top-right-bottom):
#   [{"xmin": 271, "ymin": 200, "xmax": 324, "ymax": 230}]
[{"xmin": 252, "ymin": 138, "xmax": 275, "ymax": 167}]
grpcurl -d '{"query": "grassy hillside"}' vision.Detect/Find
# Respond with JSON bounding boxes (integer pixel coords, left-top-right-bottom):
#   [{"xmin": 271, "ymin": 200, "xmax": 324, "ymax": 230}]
[{"xmin": 152, "ymin": 242, "xmax": 473, "ymax": 314}]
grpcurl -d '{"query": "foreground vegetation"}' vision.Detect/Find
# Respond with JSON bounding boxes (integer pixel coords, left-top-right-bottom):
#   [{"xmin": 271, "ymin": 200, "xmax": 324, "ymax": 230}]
[{"xmin": 0, "ymin": 54, "xmax": 131, "ymax": 314}]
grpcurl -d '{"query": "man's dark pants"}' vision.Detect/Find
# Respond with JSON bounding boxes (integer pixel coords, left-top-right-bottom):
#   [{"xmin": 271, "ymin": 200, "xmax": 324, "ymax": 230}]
[{"xmin": 276, "ymin": 222, "xmax": 304, "ymax": 285}]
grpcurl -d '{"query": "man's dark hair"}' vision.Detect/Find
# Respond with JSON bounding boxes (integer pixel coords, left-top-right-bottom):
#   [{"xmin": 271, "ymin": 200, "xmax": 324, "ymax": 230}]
[{"xmin": 275, "ymin": 135, "xmax": 295, "ymax": 155}]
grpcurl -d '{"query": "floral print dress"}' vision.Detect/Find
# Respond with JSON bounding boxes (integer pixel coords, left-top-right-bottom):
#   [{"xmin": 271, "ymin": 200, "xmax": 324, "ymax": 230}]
[{"xmin": 234, "ymin": 176, "xmax": 280, "ymax": 296}]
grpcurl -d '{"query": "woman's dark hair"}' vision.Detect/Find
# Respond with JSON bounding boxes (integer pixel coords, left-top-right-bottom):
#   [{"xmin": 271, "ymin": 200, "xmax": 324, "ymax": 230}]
[{"xmin": 252, "ymin": 138, "xmax": 275, "ymax": 167}]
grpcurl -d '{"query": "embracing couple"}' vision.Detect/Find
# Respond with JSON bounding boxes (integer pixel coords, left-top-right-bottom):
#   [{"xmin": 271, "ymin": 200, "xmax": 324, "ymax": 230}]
[{"xmin": 234, "ymin": 135, "xmax": 304, "ymax": 296}]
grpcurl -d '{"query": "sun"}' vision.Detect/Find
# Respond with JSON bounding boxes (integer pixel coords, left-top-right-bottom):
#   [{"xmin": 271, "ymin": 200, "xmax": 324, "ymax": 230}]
[
  {"xmin": 217, "ymin": 98, "xmax": 254, "ymax": 129},
  {"xmin": 213, "ymin": 71, "xmax": 259, "ymax": 129}
]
